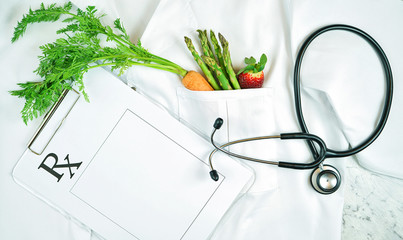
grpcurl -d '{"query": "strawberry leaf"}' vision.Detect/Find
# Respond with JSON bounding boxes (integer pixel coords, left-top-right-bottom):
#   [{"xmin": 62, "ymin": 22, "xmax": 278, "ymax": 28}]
[
  {"xmin": 237, "ymin": 65, "xmax": 254, "ymax": 74},
  {"xmin": 260, "ymin": 54, "xmax": 267, "ymax": 65},
  {"xmin": 257, "ymin": 54, "xmax": 267, "ymax": 72},
  {"xmin": 237, "ymin": 53, "xmax": 268, "ymax": 75},
  {"xmin": 244, "ymin": 56, "xmax": 256, "ymax": 65}
]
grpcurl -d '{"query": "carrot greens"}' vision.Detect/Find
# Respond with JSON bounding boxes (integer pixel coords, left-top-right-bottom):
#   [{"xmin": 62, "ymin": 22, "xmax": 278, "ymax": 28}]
[{"xmin": 11, "ymin": 2, "xmax": 188, "ymax": 124}]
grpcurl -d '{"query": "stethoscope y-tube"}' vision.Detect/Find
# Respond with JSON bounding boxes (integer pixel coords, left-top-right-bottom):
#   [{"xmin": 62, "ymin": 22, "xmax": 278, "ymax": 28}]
[
  {"xmin": 208, "ymin": 24, "xmax": 393, "ymax": 194},
  {"xmin": 209, "ymin": 119, "xmax": 327, "ymax": 175},
  {"xmin": 209, "ymin": 119, "xmax": 342, "ymax": 194}
]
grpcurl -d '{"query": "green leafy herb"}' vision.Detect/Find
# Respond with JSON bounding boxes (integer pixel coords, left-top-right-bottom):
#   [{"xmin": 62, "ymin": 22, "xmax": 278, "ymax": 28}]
[
  {"xmin": 237, "ymin": 53, "xmax": 268, "ymax": 75},
  {"xmin": 11, "ymin": 2, "xmax": 188, "ymax": 124}
]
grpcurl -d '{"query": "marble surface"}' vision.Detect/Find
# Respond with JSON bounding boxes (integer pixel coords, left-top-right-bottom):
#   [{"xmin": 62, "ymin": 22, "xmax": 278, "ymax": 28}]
[{"xmin": 342, "ymin": 158, "xmax": 403, "ymax": 239}]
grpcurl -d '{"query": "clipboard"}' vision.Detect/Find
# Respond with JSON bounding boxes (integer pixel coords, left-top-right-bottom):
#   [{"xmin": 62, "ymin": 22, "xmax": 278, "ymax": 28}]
[{"xmin": 12, "ymin": 68, "xmax": 253, "ymax": 240}]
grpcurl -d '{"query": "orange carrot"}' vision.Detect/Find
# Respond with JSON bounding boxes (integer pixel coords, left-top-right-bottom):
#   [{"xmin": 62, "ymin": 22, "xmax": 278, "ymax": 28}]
[{"xmin": 182, "ymin": 71, "xmax": 214, "ymax": 91}]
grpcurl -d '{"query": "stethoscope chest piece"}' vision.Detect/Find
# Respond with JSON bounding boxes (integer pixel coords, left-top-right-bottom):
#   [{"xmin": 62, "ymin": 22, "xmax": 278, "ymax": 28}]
[{"xmin": 310, "ymin": 165, "xmax": 341, "ymax": 194}]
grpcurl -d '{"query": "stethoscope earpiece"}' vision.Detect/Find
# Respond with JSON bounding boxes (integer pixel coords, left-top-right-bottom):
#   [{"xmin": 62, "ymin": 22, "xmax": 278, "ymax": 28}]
[
  {"xmin": 213, "ymin": 118, "xmax": 224, "ymax": 129},
  {"xmin": 210, "ymin": 170, "xmax": 219, "ymax": 181},
  {"xmin": 310, "ymin": 165, "xmax": 341, "ymax": 195}
]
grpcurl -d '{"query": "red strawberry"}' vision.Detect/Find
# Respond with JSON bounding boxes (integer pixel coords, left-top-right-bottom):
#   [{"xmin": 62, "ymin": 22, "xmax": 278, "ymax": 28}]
[
  {"xmin": 237, "ymin": 54, "xmax": 267, "ymax": 89},
  {"xmin": 238, "ymin": 71, "xmax": 264, "ymax": 88}
]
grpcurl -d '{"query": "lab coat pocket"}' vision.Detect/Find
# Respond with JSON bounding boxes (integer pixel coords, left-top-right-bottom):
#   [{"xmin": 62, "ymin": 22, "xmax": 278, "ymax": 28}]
[{"xmin": 177, "ymin": 87, "xmax": 278, "ymax": 192}]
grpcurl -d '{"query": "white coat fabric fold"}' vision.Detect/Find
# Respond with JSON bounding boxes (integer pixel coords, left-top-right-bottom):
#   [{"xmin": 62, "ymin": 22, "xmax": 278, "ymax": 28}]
[{"xmin": 123, "ymin": 0, "xmax": 349, "ymax": 239}]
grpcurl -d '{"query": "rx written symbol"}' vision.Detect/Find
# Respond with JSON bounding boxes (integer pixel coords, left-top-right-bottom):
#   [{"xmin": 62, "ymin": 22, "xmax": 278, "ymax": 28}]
[{"xmin": 38, "ymin": 153, "xmax": 82, "ymax": 182}]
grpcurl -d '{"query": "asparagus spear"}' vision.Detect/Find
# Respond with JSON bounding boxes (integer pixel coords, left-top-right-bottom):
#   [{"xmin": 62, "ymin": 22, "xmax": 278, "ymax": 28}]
[
  {"xmin": 197, "ymin": 30, "xmax": 215, "ymax": 59},
  {"xmin": 184, "ymin": 37, "xmax": 221, "ymax": 90},
  {"xmin": 219, "ymin": 33, "xmax": 241, "ymax": 89},
  {"xmin": 196, "ymin": 30, "xmax": 216, "ymax": 75},
  {"xmin": 210, "ymin": 30, "xmax": 229, "ymax": 80},
  {"xmin": 202, "ymin": 56, "xmax": 232, "ymax": 90}
]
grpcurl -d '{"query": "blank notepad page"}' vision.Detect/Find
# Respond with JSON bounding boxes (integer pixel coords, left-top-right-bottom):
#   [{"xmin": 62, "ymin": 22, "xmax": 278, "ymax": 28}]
[{"xmin": 71, "ymin": 110, "xmax": 224, "ymax": 239}]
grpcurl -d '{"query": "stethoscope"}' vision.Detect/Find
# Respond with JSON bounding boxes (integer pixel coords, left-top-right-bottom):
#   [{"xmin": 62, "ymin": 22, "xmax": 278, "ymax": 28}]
[{"xmin": 208, "ymin": 24, "xmax": 393, "ymax": 194}]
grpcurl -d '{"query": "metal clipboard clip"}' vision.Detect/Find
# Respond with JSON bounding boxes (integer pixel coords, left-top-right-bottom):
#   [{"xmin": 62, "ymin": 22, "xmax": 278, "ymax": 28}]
[{"xmin": 27, "ymin": 88, "xmax": 80, "ymax": 155}]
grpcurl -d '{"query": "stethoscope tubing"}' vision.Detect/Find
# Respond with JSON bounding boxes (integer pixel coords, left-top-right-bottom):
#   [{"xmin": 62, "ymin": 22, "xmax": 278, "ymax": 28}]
[
  {"xmin": 209, "ymin": 126, "xmax": 328, "ymax": 171},
  {"xmin": 209, "ymin": 129, "xmax": 281, "ymax": 167},
  {"xmin": 293, "ymin": 24, "xmax": 393, "ymax": 159}
]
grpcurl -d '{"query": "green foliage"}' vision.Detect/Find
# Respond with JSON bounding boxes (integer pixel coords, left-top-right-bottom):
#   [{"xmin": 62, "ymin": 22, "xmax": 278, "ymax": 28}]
[
  {"xmin": 237, "ymin": 53, "xmax": 268, "ymax": 75},
  {"xmin": 10, "ymin": 2, "xmax": 187, "ymax": 124},
  {"xmin": 12, "ymin": 2, "xmax": 73, "ymax": 43}
]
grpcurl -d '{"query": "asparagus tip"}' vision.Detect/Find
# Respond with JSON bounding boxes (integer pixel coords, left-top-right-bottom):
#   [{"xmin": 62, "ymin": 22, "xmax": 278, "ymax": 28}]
[
  {"xmin": 184, "ymin": 36, "xmax": 192, "ymax": 44},
  {"xmin": 218, "ymin": 33, "xmax": 228, "ymax": 48}
]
